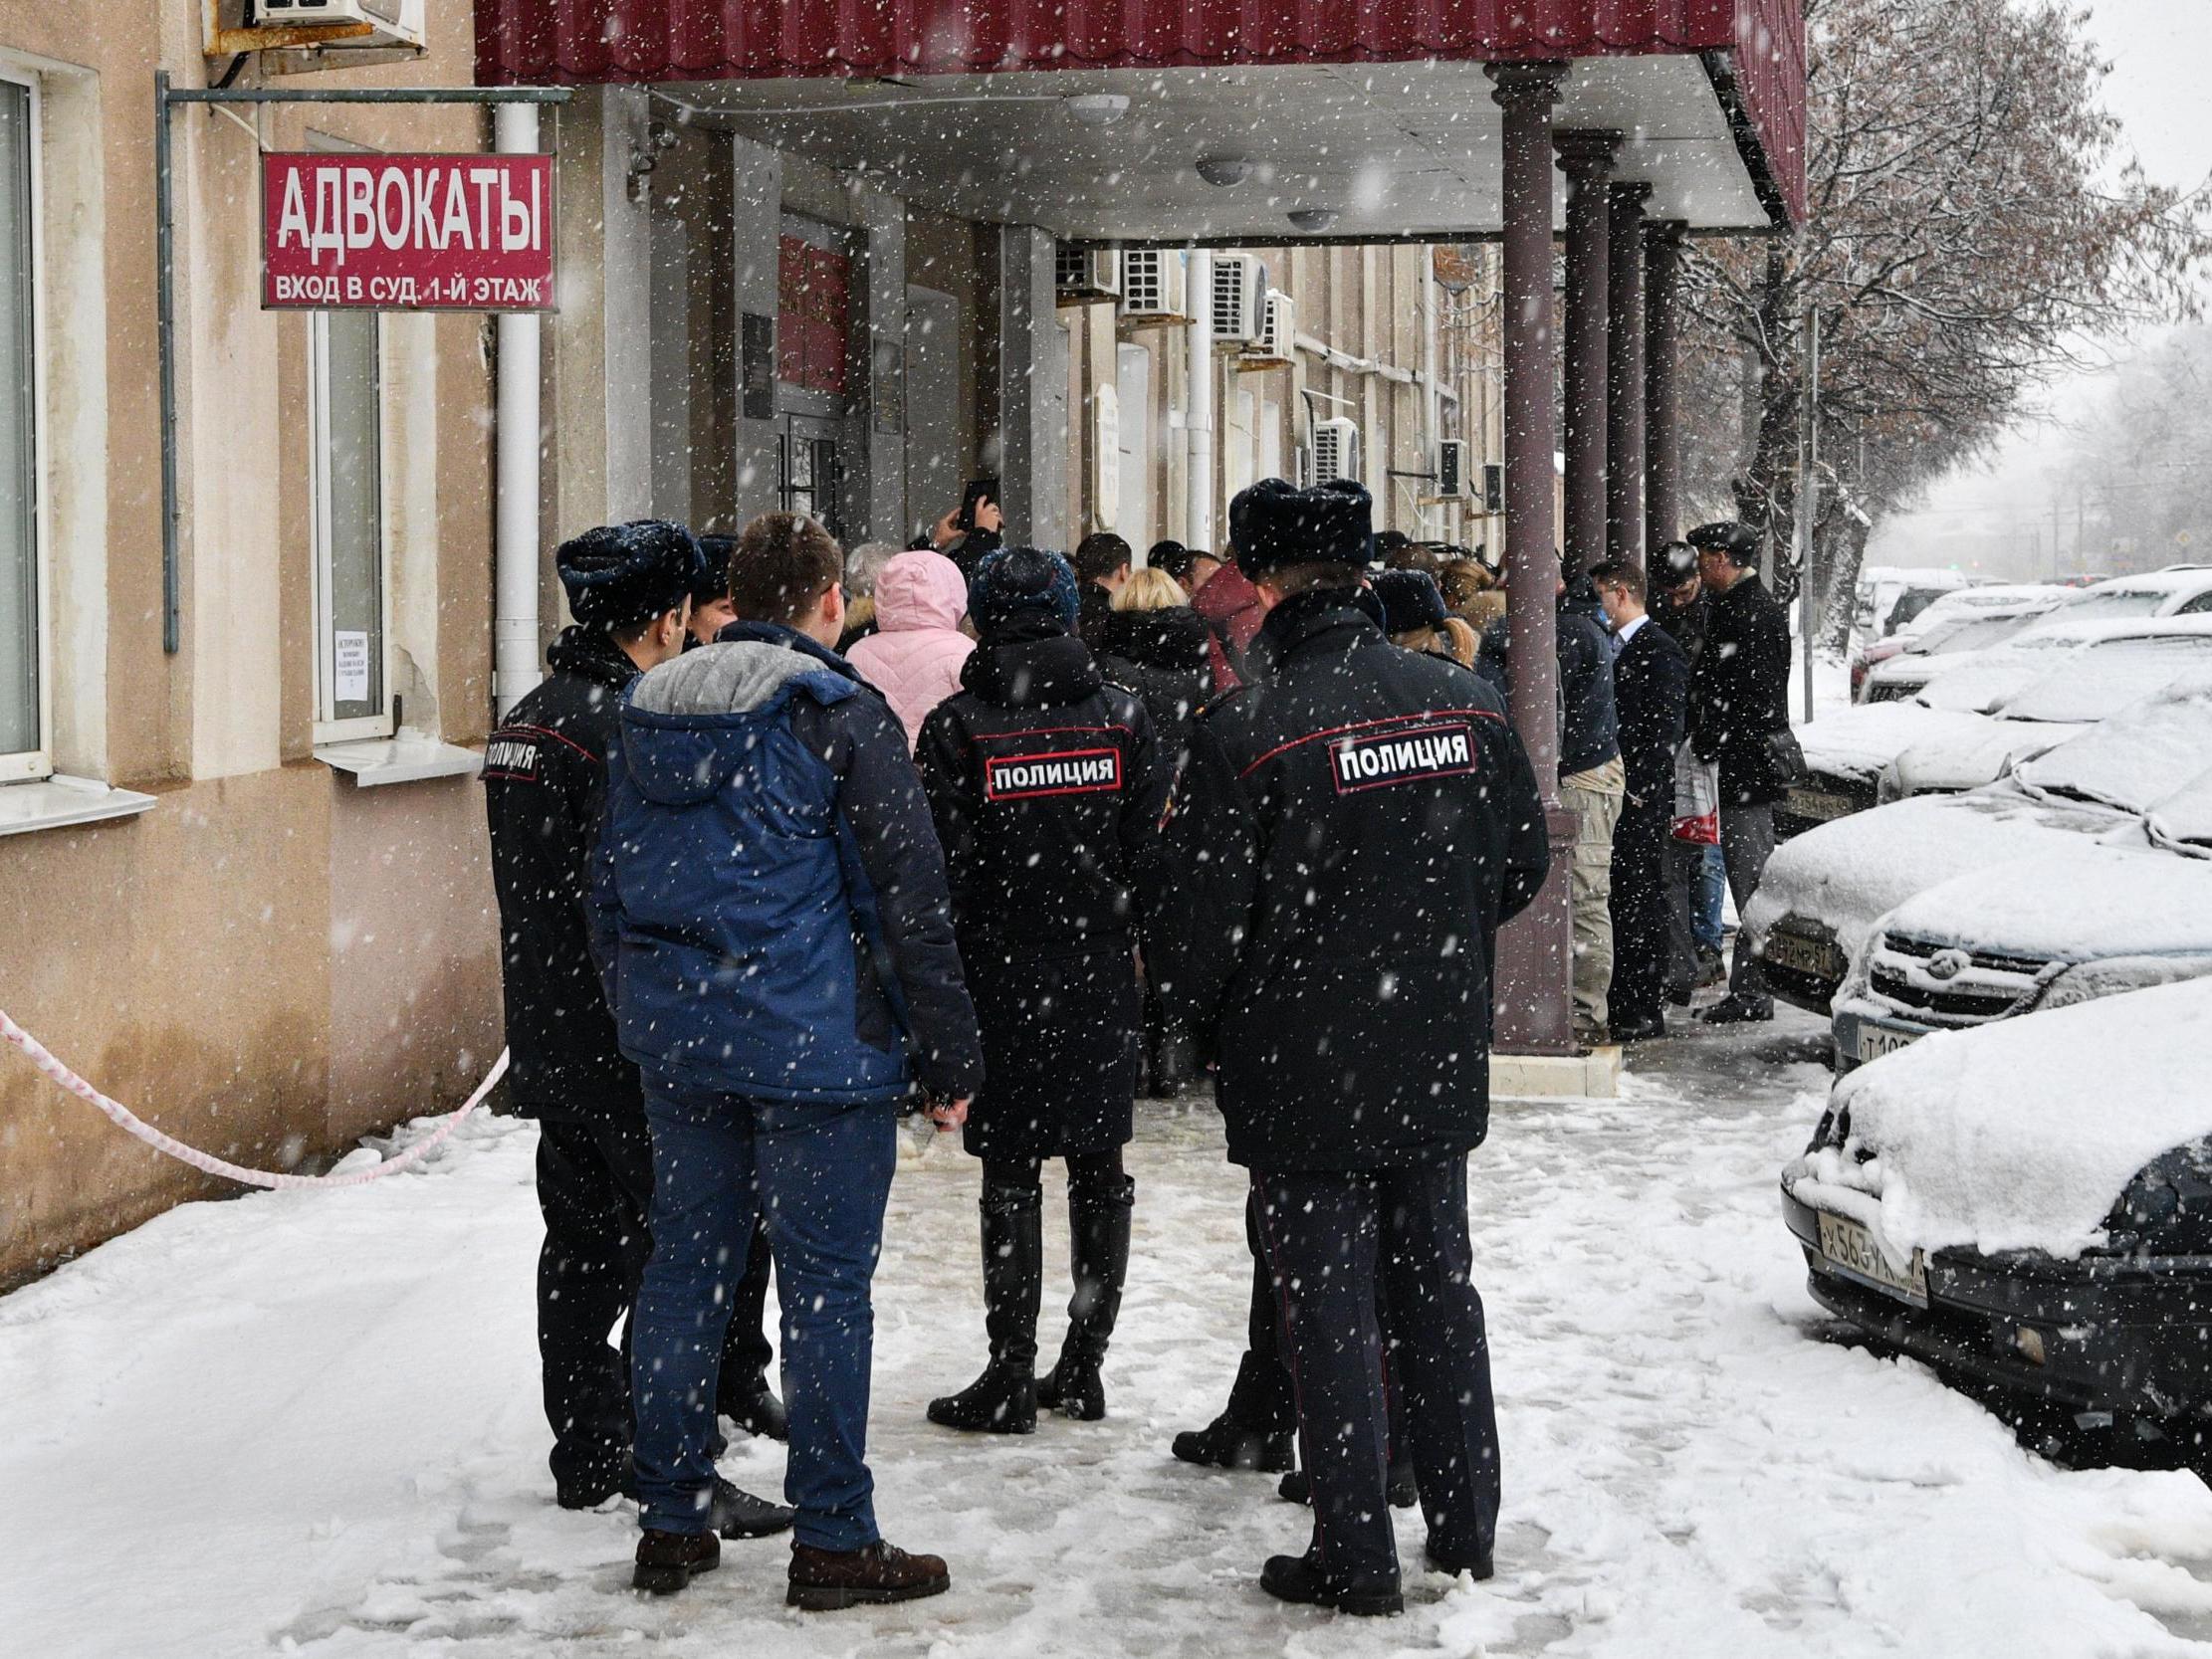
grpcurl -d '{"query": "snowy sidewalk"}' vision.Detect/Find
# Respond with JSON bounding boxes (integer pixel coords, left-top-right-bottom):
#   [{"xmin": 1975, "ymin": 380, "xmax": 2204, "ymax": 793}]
[{"xmin": 7, "ymin": 1018, "xmax": 2212, "ymax": 1657}]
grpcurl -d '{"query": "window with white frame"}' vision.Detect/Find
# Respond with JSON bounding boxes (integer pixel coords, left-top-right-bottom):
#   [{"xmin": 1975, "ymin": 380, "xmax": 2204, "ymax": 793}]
[
  {"xmin": 310, "ymin": 305, "xmax": 391, "ymax": 740},
  {"xmin": 0, "ymin": 70, "xmax": 47, "ymax": 782}
]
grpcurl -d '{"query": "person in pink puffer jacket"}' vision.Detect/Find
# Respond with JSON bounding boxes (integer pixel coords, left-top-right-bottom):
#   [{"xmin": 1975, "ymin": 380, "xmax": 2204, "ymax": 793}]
[{"xmin": 846, "ymin": 549, "xmax": 977, "ymax": 749}]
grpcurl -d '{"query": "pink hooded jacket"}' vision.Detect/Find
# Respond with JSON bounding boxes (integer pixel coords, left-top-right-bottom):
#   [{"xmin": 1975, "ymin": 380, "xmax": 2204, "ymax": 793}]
[{"xmin": 846, "ymin": 550, "xmax": 976, "ymax": 749}]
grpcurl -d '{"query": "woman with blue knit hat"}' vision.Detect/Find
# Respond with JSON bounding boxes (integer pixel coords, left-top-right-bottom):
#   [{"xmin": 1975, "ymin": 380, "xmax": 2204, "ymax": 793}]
[{"xmin": 915, "ymin": 548, "xmax": 1173, "ymax": 1434}]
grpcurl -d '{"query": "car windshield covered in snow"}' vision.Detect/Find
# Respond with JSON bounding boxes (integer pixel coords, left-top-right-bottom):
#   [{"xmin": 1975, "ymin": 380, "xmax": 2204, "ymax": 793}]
[
  {"xmin": 2010, "ymin": 684, "xmax": 2212, "ymax": 816},
  {"xmin": 1997, "ymin": 635, "xmax": 2212, "ymax": 725}
]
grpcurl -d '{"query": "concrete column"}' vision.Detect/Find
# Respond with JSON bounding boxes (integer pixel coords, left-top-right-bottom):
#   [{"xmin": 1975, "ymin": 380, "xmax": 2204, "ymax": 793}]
[
  {"xmin": 600, "ymin": 87, "xmax": 654, "ymax": 522},
  {"xmin": 1644, "ymin": 220, "xmax": 1688, "ymax": 554},
  {"xmin": 1606, "ymin": 182, "xmax": 1653, "ymax": 571},
  {"xmin": 859, "ymin": 189, "xmax": 908, "ymax": 543},
  {"xmin": 729, "ymin": 136, "xmax": 783, "ymax": 524},
  {"xmin": 995, "ymin": 224, "xmax": 1069, "ymax": 549},
  {"xmin": 1555, "ymin": 130, "xmax": 1619, "ymax": 579},
  {"xmin": 1486, "ymin": 61, "xmax": 1577, "ymax": 1058}
]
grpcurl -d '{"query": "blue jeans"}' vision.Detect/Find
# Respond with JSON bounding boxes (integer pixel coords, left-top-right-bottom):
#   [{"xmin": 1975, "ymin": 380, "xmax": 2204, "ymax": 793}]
[
  {"xmin": 1694, "ymin": 841, "xmax": 1726, "ymax": 952},
  {"xmin": 632, "ymin": 1079, "xmax": 898, "ymax": 1551}
]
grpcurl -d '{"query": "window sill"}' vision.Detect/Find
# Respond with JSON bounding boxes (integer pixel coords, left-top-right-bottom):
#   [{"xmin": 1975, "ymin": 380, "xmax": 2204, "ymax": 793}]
[
  {"xmin": 315, "ymin": 736, "xmax": 483, "ymax": 788},
  {"xmin": 0, "ymin": 774, "xmax": 159, "ymax": 839}
]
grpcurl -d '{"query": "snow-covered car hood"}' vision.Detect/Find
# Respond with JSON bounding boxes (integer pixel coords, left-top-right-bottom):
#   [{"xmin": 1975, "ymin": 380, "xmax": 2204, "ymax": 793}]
[
  {"xmin": 1869, "ymin": 841, "xmax": 2212, "ymax": 960},
  {"xmin": 1787, "ymin": 976, "xmax": 2212, "ymax": 1261},
  {"xmin": 1797, "ymin": 705, "xmax": 2000, "ymax": 787},
  {"xmin": 1887, "ymin": 720, "xmax": 2076, "ymax": 796},
  {"xmin": 2148, "ymin": 769, "xmax": 2212, "ymax": 860},
  {"xmin": 1741, "ymin": 788, "xmax": 2137, "ymax": 961}
]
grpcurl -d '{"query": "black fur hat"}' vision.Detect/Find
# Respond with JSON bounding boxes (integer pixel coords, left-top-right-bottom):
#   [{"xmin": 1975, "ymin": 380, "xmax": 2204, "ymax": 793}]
[
  {"xmin": 556, "ymin": 520, "xmax": 708, "ymax": 627},
  {"xmin": 1228, "ymin": 478, "xmax": 1373, "ymax": 579}
]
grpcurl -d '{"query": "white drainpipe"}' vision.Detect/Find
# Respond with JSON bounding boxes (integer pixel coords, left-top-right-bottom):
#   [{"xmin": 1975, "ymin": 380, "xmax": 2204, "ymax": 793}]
[
  {"xmin": 493, "ymin": 103, "xmax": 545, "ymax": 717},
  {"xmin": 1185, "ymin": 249, "xmax": 1216, "ymax": 552}
]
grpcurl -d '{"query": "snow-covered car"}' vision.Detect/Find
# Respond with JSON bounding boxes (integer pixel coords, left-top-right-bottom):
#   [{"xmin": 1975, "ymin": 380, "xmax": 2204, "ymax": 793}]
[
  {"xmin": 1777, "ymin": 617, "xmax": 2175, "ymax": 841},
  {"xmin": 2013, "ymin": 564, "xmax": 2212, "ymax": 632},
  {"xmin": 1779, "ymin": 703, "xmax": 2003, "ymax": 839},
  {"xmin": 1782, "ymin": 976, "xmax": 2212, "ymax": 1459},
  {"xmin": 1856, "ymin": 586, "xmax": 2074, "ymax": 705},
  {"xmin": 1850, "ymin": 566, "xmax": 1975, "ymax": 693},
  {"xmin": 1881, "ymin": 629, "xmax": 2212, "ymax": 800},
  {"xmin": 1853, "ymin": 565, "xmax": 1973, "ymax": 645},
  {"xmin": 1747, "ymin": 789, "xmax": 2147, "ymax": 1016},
  {"xmin": 1750, "ymin": 680, "xmax": 2212, "ymax": 1018},
  {"xmin": 1831, "ymin": 839, "xmax": 2212, "ymax": 1069}
]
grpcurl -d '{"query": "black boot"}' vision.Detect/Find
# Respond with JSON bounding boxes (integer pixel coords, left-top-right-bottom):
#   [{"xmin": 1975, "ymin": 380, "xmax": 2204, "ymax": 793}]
[
  {"xmin": 1037, "ymin": 1173, "xmax": 1135, "ymax": 1421},
  {"xmin": 927, "ymin": 1182, "xmax": 1040, "ymax": 1434},
  {"xmin": 1170, "ymin": 1353, "xmax": 1296, "ymax": 1472}
]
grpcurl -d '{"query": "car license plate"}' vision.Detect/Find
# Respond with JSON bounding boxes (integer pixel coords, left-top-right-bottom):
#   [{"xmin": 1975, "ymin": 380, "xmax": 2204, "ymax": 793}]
[
  {"xmin": 1766, "ymin": 928, "xmax": 1843, "ymax": 982},
  {"xmin": 1856, "ymin": 1020, "xmax": 1922, "ymax": 1063},
  {"xmin": 1789, "ymin": 786, "xmax": 1858, "ymax": 823},
  {"xmin": 1816, "ymin": 1212, "xmax": 1927, "ymax": 1306}
]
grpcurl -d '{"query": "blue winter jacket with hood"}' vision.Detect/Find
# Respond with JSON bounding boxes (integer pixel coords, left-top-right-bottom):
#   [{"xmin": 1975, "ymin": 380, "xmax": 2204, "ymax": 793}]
[{"xmin": 589, "ymin": 621, "xmax": 984, "ymax": 1106}]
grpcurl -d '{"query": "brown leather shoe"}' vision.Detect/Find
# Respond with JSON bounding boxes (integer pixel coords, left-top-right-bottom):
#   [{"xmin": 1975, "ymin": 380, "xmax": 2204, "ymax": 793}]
[
  {"xmin": 786, "ymin": 1539, "xmax": 951, "ymax": 1610},
  {"xmin": 632, "ymin": 1529, "xmax": 719, "ymax": 1595}
]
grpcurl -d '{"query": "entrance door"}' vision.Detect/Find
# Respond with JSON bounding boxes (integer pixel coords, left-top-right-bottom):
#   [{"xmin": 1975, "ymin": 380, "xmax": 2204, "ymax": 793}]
[{"xmin": 781, "ymin": 413, "xmax": 846, "ymax": 543}]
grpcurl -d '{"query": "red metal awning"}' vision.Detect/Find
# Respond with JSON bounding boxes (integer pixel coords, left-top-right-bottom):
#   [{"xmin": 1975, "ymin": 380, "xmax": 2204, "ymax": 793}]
[{"xmin": 476, "ymin": 1, "xmax": 1805, "ymax": 227}]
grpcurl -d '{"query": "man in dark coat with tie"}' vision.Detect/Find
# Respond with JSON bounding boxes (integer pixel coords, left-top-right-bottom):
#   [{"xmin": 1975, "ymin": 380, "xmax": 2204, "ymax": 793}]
[{"xmin": 1590, "ymin": 559, "xmax": 1689, "ymax": 1042}]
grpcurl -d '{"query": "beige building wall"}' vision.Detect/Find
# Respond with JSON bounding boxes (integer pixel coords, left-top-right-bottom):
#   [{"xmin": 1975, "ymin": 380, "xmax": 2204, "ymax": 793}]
[
  {"xmin": 1063, "ymin": 243, "xmax": 1505, "ymax": 559},
  {"xmin": 0, "ymin": 7, "xmax": 501, "ymax": 1288}
]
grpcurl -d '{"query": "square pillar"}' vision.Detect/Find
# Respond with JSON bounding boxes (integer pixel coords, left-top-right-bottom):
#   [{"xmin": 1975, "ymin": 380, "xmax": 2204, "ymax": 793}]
[
  {"xmin": 1555, "ymin": 130, "xmax": 1620, "ymax": 579},
  {"xmin": 1486, "ymin": 62, "xmax": 1578, "ymax": 1058},
  {"xmin": 995, "ymin": 225, "xmax": 1068, "ymax": 549},
  {"xmin": 1606, "ymin": 182, "xmax": 1653, "ymax": 570}
]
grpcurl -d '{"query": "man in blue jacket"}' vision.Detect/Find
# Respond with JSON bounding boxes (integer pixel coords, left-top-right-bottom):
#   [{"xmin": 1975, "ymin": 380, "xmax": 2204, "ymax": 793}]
[{"xmin": 592, "ymin": 512, "xmax": 985, "ymax": 1608}]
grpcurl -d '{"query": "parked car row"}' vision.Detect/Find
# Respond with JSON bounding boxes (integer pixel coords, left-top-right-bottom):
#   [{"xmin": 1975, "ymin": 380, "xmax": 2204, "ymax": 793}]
[
  {"xmin": 1778, "ymin": 575, "xmax": 2212, "ymax": 1458},
  {"xmin": 1782, "ymin": 600, "xmax": 2212, "ymax": 841},
  {"xmin": 1750, "ymin": 676, "xmax": 2212, "ymax": 1041}
]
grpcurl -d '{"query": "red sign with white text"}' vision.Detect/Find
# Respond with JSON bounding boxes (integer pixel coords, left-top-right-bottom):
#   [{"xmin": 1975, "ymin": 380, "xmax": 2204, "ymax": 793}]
[{"xmin": 262, "ymin": 152, "xmax": 554, "ymax": 311}]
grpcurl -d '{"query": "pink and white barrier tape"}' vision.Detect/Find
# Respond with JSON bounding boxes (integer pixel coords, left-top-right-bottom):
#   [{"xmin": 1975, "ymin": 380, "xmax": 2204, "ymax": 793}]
[{"xmin": 0, "ymin": 1006, "xmax": 508, "ymax": 1191}]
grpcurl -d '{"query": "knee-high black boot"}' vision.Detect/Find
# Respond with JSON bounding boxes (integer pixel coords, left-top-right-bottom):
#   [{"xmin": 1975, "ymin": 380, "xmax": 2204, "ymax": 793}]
[
  {"xmin": 926, "ymin": 1181, "xmax": 1041, "ymax": 1434},
  {"xmin": 1037, "ymin": 1172, "xmax": 1135, "ymax": 1420}
]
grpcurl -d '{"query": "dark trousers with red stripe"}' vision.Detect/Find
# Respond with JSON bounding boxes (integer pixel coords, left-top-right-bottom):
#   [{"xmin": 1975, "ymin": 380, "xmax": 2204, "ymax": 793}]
[{"xmin": 1252, "ymin": 1156, "xmax": 1500, "ymax": 1586}]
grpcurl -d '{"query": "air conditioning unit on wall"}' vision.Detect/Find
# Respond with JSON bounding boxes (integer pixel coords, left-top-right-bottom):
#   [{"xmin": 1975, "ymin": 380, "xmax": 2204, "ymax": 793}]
[
  {"xmin": 1248, "ymin": 290, "xmax": 1295, "ymax": 364},
  {"xmin": 1436, "ymin": 439, "xmax": 1468, "ymax": 499},
  {"xmin": 247, "ymin": 0, "xmax": 426, "ymax": 48},
  {"xmin": 1118, "ymin": 249, "xmax": 1191, "ymax": 323},
  {"xmin": 1055, "ymin": 245, "xmax": 1121, "ymax": 304},
  {"xmin": 1210, "ymin": 255, "xmax": 1267, "ymax": 346},
  {"xmin": 1311, "ymin": 417, "xmax": 1362, "ymax": 487}
]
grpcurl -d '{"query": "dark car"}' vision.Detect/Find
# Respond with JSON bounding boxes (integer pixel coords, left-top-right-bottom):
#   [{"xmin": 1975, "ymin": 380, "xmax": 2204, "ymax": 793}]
[{"xmin": 1782, "ymin": 977, "xmax": 2212, "ymax": 1469}]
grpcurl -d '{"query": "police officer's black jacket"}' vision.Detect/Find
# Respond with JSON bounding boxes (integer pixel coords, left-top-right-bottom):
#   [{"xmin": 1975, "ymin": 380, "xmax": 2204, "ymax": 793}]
[
  {"xmin": 915, "ymin": 628, "xmax": 1170, "ymax": 958},
  {"xmin": 483, "ymin": 625, "xmax": 642, "ymax": 1122},
  {"xmin": 1690, "ymin": 572, "xmax": 1793, "ymax": 807},
  {"xmin": 1155, "ymin": 590, "xmax": 1552, "ymax": 1171}
]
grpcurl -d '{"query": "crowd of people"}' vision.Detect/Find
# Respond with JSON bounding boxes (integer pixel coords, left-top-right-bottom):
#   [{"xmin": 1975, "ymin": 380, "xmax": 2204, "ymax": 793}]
[{"xmin": 480, "ymin": 480, "xmax": 1795, "ymax": 1617}]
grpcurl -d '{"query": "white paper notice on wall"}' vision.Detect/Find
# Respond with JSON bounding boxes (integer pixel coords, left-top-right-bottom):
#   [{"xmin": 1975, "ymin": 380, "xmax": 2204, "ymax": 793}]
[{"xmin": 333, "ymin": 631, "xmax": 371, "ymax": 705}]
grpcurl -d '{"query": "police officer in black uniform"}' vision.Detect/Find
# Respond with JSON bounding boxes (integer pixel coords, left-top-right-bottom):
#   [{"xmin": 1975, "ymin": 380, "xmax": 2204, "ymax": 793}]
[
  {"xmin": 915, "ymin": 548, "xmax": 1170, "ymax": 1433},
  {"xmin": 1156, "ymin": 479, "xmax": 1550, "ymax": 1615},
  {"xmin": 483, "ymin": 521, "xmax": 788, "ymax": 1519}
]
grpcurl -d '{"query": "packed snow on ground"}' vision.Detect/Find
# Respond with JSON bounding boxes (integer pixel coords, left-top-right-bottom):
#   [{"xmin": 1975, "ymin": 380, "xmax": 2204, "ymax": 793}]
[
  {"xmin": 1792, "ymin": 977, "xmax": 2212, "ymax": 1261},
  {"xmin": 9, "ymin": 1024, "xmax": 2212, "ymax": 1656}
]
